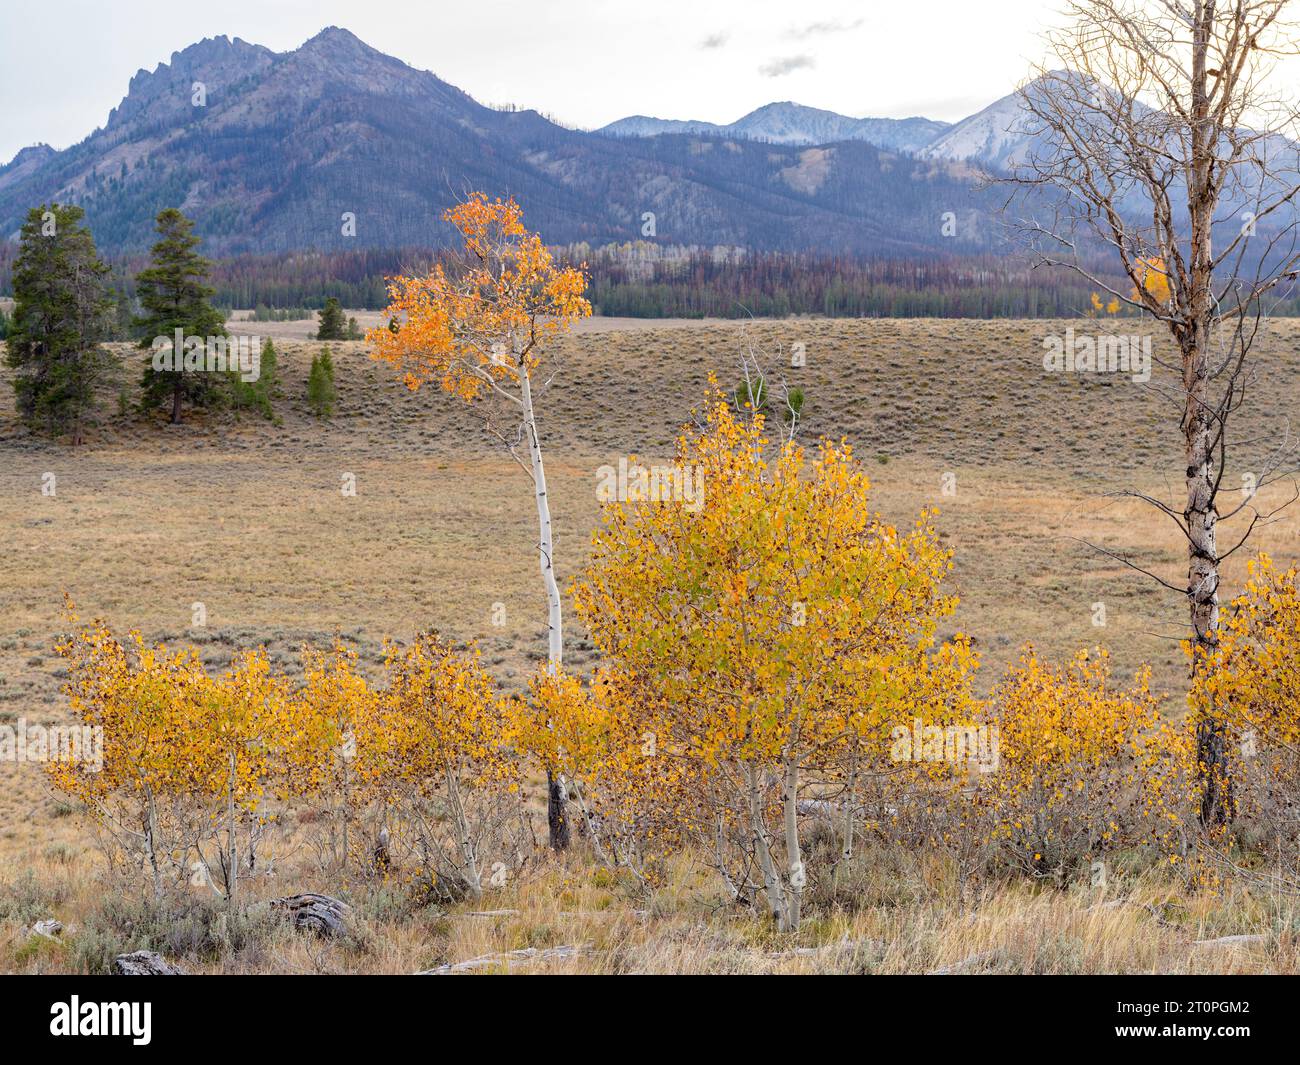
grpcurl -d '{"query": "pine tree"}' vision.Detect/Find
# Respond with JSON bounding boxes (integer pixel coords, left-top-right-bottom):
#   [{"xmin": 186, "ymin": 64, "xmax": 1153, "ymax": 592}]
[
  {"xmin": 316, "ymin": 297, "xmax": 347, "ymax": 340},
  {"xmin": 257, "ymin": 337, "xmax": 281, "ymax": 410},
  {"xmin": 5, "ymin": 204, "xmax": 116, "ymax": 444},
  {"xmin": 134, "ymin": 208, "xmax": 225, "ymax": 424},
  {"xmin": 229, "ymin": 336, "xmax": 281, "ymax": 421},
  {"xmin": 307, "ymin": 346, "xmax": 336, "ymax": 418}
]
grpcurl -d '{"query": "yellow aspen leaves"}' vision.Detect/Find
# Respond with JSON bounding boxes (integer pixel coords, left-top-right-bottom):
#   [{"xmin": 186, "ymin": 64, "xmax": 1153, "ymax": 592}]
[
  {"xmin": 1133, "ymin": 256, "xmax": 1172, "ymax": 306},
  {"xmin": 570, "ymin": 385, "xmax": 970, "ymax": 923},
  {"xmin": 967, "ymin": 648, "xmax": 1187, "ymax": 881},
  {"xmin": 51, "ymin": 614, "xmax": 526, "ymax": 901},
  {"xmin": 1190, "ymin": 555, "xmax": 1300, "ymax": 863}
]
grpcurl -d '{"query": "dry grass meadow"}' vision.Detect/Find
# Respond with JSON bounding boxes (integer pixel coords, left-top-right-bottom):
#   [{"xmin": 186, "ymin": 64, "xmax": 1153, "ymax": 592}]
[{"xmin": 4, "ymin": 315, "xmax": 1300, "ymax": 974}]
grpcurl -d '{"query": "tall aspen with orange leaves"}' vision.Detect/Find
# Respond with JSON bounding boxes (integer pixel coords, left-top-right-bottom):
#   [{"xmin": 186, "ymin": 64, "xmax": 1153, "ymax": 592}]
[
  {"xmin": 368, "ymin": 194, "xmax": 590, "ymax": 849},
  {"xmin": 572, "ymin": 387, "xmax": 968, "ymax": 930}
]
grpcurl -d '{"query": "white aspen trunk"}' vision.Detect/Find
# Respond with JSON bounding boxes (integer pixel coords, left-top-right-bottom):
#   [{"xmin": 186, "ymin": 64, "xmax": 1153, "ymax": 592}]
[
  {"xmin": 445, "ymin": 767, "xmax": 483, "ymax": 899},
  {"xmin": 781, "ymin": 753, "xmax": 803, "ymax": 933},
  {"xmin": 1185, "ymin": 15, "xmax": 1229, "ymax": 826},
  {"xmin": 519, "ymin": 367, "xmax": 570, "ymax": 849},
  {"xmin": 1185, "ymin": 326, "xmax": 1229, "ymax": 825},
  {"xmin": 519, "ymin": 368, "xmax": 562, "ymax": 671},
  {"xmin": 226, "ymin": 748, "xmax": 238, "ymax": 906},
  {"xmin": 746, "ymin": 762, "xmax": 786, "ymax": 928},
  {"xmin": 714, "ymin": 814, "xmax": 744, "ymax": 902},
  {"xmin": 571, "ymin": 781, "xmax": 613, "ymax": 868}
]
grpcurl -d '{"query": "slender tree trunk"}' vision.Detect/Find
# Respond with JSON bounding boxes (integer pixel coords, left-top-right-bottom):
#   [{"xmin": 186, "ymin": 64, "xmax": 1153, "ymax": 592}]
[
  {"xmin": 340, "ymin": 757, "xmax": 350, "ymax": 868},
  {"xmin": 571, "ymin": 781, "xmax": 612, "ymax": 868},
  {"xmin": 445, "ymin": 767, "xmax": 483, "ymax": 899},
  {"xmin": 1185, "ymin": 27, "xmax": 1230, "ymax": 828},
  {"xmin": 171, "ymin": 376, "xmax": 182, "ymax": 424},
  {"xmin": 1185, "ymin": 336, "xmax": 1230, "ymax": 825},
  {"xmin": 835, "ymin": 746, "xmax": 858, "ymax": 891},
  {"xmin": 144, "ymin": 789, "xmax": 162, "ymax": 903},
  {"xmin": 226, "ymin": 748, "xmax": 238, "ymax": 906},
  {"xmin": 746, "ymin": 762, "xmax": 786, "ymax": 929},
  {"xmin": 781, "ymin": 753, "xmax": 803, "ymax": 933},
  {"xmin": 519, "ymin": 368, "xmax": 569, "ymax": 849},
  {"xmin": 546, "ymin": 769, "xmax": 570, "ymax": 851}
]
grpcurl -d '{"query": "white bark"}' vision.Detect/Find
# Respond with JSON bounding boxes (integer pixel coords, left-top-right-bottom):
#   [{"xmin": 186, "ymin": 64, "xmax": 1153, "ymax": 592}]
[
  {"xmin": 519, "ymin": 368, "xmax": 562, "ymax": 673},
  {"xmin": 226, "ymin": 748, "xmax": 238, "ymax": 905},
  {"xmin": 445, "ymin": 767, "xmax": 482, "ymax": 899},
  {"xmin": 781, "ymin": 754, "xmax": 803, "ymax": 933},
  {"xmin": 571, "ymin": 782, "xmax": 613, "ymax": 868},
  {"xmin": 746, "ymin": 762, "xmax": 787, "ymax": 929},
  {"xmin": 519, "ymin": 365, "xmax": 569, "ymax": 848}
]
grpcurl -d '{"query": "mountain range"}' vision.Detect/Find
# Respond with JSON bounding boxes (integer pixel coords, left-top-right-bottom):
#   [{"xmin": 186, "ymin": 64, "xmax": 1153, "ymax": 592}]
[
  {"xmin": 0, "ymin": 28, "xmax": 1049, "ymax": 259},
  {"xmin": 598, "ymin": 92, "xmax": 1048, "ymax": 171},
  {"xmin": 597, "ymin": 104, "xmax": 951, "ymax": 154}
]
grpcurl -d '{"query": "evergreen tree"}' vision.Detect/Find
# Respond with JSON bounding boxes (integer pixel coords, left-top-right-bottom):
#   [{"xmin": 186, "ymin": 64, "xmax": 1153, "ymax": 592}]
[
  {"xmin": 307, "ymin": 345, "xmax": 336, "ymax": 418},
  {"xmin": 0, "ymin": 306, "xmax": 9, "ymax": 340},
  {"xmin": 258, "ymin": 336, "xmax": 281, "ymax": 404},
  {"xmin": 134, "ymin": 208, "xmax": 225, "ymax": 424},
  {"xmin": 5, "ymin": 204, "xmax": 116, "ymax": 444},
  {"xmin": 316, "ymin": 297, "xmax": 347, "ymax": 340},
  {"xmin": 230, "ymin": 336, "xmax": 281, "ymax": 421}
]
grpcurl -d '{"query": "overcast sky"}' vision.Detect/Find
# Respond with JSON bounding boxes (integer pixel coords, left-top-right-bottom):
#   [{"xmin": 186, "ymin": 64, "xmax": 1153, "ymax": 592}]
[{"xmin": 1, "ymin": 0, "xmax": 1069, "ymax": 161}]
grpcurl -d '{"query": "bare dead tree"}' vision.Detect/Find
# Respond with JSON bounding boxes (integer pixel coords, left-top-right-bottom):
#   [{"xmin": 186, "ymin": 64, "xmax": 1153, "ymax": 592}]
[{"xmin": 1008, "ymin": 0, "xmax": 1300, "ymax": 826}]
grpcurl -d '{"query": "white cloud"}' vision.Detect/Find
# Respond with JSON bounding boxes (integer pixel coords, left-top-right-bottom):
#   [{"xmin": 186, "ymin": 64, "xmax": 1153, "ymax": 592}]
[
  {"xmin": 785, "ymin": 18, "xmax": 864, "ymax": 39},
  {"xmin": 759, "ymin": 54, "xmax": 816, "ymax": 78}
]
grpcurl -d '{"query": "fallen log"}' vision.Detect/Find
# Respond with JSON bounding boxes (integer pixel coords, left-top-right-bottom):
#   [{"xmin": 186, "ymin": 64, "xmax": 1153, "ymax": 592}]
[
  {"xmin": 270, "ymin": 893, "xmax": 350, "ymax": 938},
  {"xmin": 417, "ymin": 944, "xmax": 590, "ymax": 975},
  {"xmin": 1193, "ymin": 933, "xmax": 1268, "ymax": 948},
  {"xmin": 112, "ymin": 950, "xmax": 185, "ymax": 975},
  {"xmin": 928, "ymin": 949, "xmax": 1001, "ymax": 975}
]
